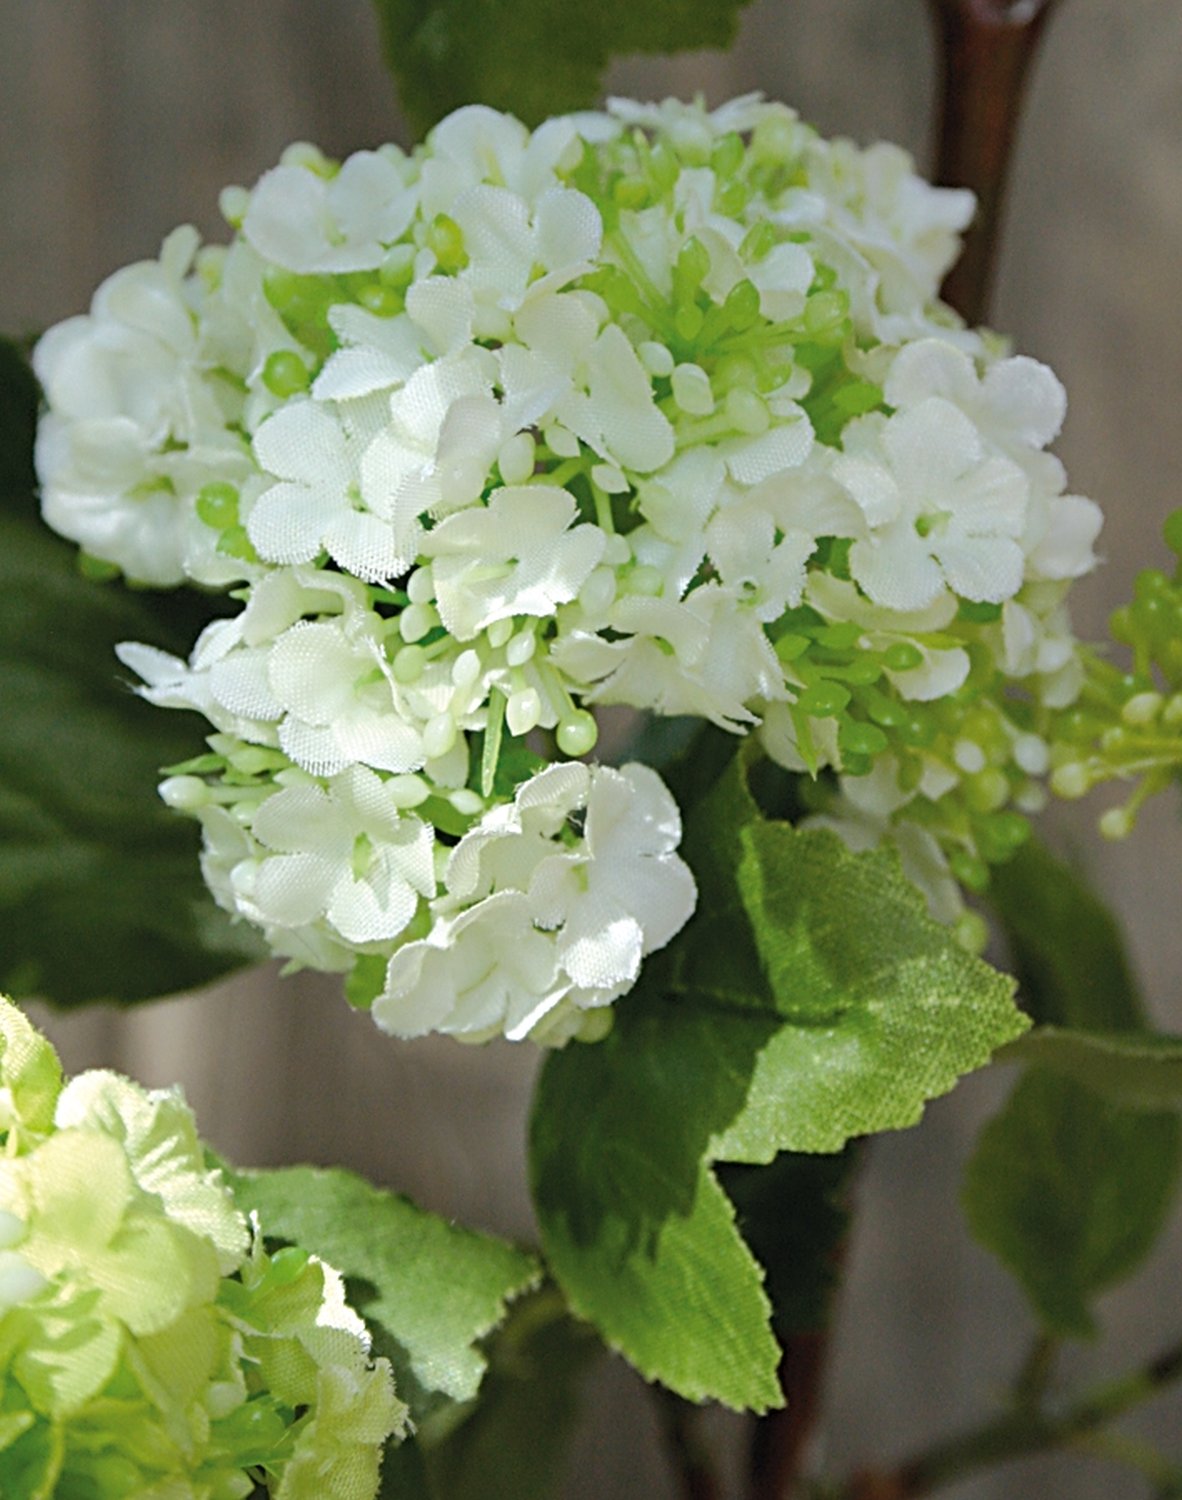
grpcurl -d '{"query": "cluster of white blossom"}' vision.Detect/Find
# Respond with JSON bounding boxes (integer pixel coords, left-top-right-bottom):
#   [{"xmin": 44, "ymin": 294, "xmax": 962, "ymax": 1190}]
[{"xmin": 35, "ymin": 93, "xmax": 1103, "ymax": 1032}]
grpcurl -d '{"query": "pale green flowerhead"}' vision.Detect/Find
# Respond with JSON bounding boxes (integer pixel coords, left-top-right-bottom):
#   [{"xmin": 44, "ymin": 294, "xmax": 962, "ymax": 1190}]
[{"xmin": 0, "ymin": 998, "xmax": 406, "ymax": 1499}]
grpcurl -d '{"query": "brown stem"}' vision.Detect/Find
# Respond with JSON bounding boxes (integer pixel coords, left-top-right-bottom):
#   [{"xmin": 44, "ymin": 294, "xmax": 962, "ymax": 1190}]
[
  {"xmin": 656, "ymin": 1390, "xmax": 723, "ymax": 1500},
  {"xmin": 926, "ymin": 0, "xmax": 1065, "ymax": 324},
  {"xmin": 750, "ymin": 1333, "xmax": 830, "ymax": 1500}
]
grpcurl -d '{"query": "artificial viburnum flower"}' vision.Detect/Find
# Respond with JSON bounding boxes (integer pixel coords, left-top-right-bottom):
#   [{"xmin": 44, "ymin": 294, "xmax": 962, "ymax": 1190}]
[
  {"xmin": 38, "ymin": 92, "xmax": 1104, "ymax": 1027},
  {"xmin": 0, "ymin": 998, "xmax": 405, "ymax": 1499}
]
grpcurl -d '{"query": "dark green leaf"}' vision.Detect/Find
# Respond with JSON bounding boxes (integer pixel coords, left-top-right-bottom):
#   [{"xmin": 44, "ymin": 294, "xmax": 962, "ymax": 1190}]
[
  {"xmin": 0, "ymin": 338, "xmax": 263, "ymax": 1006},
  {"xmin": 988, "ymin": 839, "xmax": 1143, "ymax": 1030},
  {"xmin": 962, "ymin": 1070, "xmax": 1180, "ymax": 1338},
  {"xmin": 421, "ymin": 1288, "xmax": 600, "ymax": 1500},
  {"xmin": 531, "ymin": 755, "xmax": 1026, "ymax": 1409},
  {"xmin": 371, "ymin": 0, "xmax": 755, "ymax": 135},
  {"xmin": 379, "ymin": 1437, "xmax": 437, "ymax": 1500},
  {"xmin": 998, "ymin": 1027, "xmax": 1182, "ymax": 1111},
  {"xmin": 226, "ymin": 1163, "xmax": 539, "ymax": 1421}
]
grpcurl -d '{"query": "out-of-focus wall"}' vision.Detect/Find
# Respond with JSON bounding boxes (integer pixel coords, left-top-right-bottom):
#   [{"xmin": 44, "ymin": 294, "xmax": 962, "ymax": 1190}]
[{"xmin": 2, "ymin": 4, "xmax": 1179, "ymax": 1495}]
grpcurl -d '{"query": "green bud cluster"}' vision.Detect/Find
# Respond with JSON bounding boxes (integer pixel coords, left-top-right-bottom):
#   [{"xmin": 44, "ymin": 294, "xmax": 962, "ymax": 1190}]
[{"xmin": 1048, "ymin": 508, "xmax": 1182, "ymax": 836}]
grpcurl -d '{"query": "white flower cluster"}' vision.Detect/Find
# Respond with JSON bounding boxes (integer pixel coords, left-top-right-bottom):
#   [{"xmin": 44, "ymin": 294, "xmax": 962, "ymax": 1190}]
[{"xmin": 36, "ymin": 94, "xmax": 1103, "ymax": 1030}]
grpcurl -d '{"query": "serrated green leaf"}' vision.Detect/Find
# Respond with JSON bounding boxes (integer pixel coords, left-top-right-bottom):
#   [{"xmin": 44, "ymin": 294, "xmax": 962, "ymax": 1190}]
[
  {"xmin": 371, "ymin": 0, "xmax": 755, "ymax": 134},
  {"xmin": 0, "ymin": 338, "xmax": 263, "ymax": 1007},
  {"xmin": 997, "ymin": 1028, "xmax": 1182, "ymax": 1111},
  {"xmin": 988, "ymin": 838, "xmax": 1143, "ymax": 1029},
  {"xmin": 421, "ymin": 1288, "xmax": 600, "ymax": 1500},
  {"xmin": 531, "ymin": 1001, "xmax": 783, "ymax": 1413},
  {"xmin": 962, "ymin": 1070, "xmax": 1180, "ymax": 1338},
  {"xmin": 225, "ymin": 1164, "xmax": 539, "ymax": 1421},
  {"xmin": 531, "ymin": 755, "xmax": 1026, "ymax": 1409}
]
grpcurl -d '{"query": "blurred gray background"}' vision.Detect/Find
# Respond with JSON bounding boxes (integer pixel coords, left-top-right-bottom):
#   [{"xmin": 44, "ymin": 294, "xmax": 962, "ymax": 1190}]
[{"xmin": 1, "ymin": 2, "xmax": 1179, "ymax": 1495}]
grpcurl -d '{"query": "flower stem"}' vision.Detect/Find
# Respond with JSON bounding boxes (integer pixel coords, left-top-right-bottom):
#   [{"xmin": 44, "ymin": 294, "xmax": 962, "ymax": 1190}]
[
  {"xmin": 830, "ymin": 1335, "xmax": 1182, "ymax": 1499},
  {"xmin": 655, "ymin": 1390, "xmax": 724, "ymax": 1500},
  {"xmin": 925, "ymin": 0, "xmax": 1066, "ymax": 324}
]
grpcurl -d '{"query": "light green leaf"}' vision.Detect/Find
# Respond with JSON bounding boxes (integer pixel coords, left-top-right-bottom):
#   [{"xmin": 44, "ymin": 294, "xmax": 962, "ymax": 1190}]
[
  {"xmin": 421, "ymin": 1288, "xmax": 600, "ymax": 1500},
  {"xmin": 0, "ymin": 338, "xmax": 264, "ymax": 1007},
  {"xmin": 962, "ymin": 1070, "xmax": 1180, "ymax": 1338},
  {"xmin": 0, "ymin": 1000, "xmax": 63, "ymax": 1139},
  {"xmin": 226, "ymin": 1164, "xmax": 539, "ymax": 1421},
  {"xmin": 998, "ymin": 1027, "xmax": 1182, "ymax": 1112},
  {"xmin": 988, "ymin": 838, "xmax": 1143, "ymax": 1030},
  {"xmin": 371, "ymin": 0, "xmax": 755, "ymax": 134},
  {"xmin": 531, "ymin": 755, "xmax": 1026, "ymax": 1409}
]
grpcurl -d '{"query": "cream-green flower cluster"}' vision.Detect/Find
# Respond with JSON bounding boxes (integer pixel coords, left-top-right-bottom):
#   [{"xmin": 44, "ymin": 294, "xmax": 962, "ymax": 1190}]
[
  {"xmin": 36, "ymin": 94, "xmax": 1102, "ymax": 1025},
  {"xmin": 0, "ymin": 999, "xmax": 404, "ymax": 1499}
]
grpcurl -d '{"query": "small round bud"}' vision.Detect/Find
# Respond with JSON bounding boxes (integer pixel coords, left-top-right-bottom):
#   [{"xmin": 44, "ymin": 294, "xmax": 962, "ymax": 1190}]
[
  {"xmin": 506, "ymin": 629, "xmax": 537, "ymax": 667},
  {"xmin": 385, "ymin": 774, "xmax": 430, "ymax": 809},
  {"xmin": 954, "ymin": 911, "xmax": 989, "ymax": 955},
  {"xmin": 578, "ymin": 567, "xmax": 617, "ymax": 617},
  {"xmin": 557, "ymin": 711, "xmax": 599, "ymax": 758},
  {"xmin": 506, "ymin": 688, "xmax": 542, "ymax": 736},
  {"xmin": 1012, "ymin": 733, "xmax": 1049, "ymax": 776},
  {"xmin": 407, "ymin": 567, "xmax": 434, "ymax": 604},
  {"xmin": 797, "ymin": 681, "xmax": 851, "ymax": 718},
  {"xmin": 591, "ymin": 463, "xmax": 629, "ymax": 494},
  {"xmin": 423, "ymin": 713, "xmax": 457, "ymax": 760},
  {"xmin": 262, "ymin": 350, "xmax": 311, "ymax": 398},
  {"xmin": 400, "ymin": 603, "xmax": 438, "ymax": 643},
  {"xmin": 218, "ymin": 185, "xmax": 250, "ymax": 227},
  {"xmin": 724, "ymin": 387, "xmax": 770, "ymax": 435},
  {"xmin": 498, "ymin": 432, "xmax": 536, "ymax": 486},
  {"xmin": 452, "ymin": 650, "xmax": 482, "ymax": 689},
  {"xmin": 448, "ymin": 788, "xmax": 484, "ymax": 816},
  {"xmin": 1051, "ymin": 762, "xmax": 1092, "ymax": 799},
  {"xmin": 357, "ymin": 283, "xmax": 402, "ymax": 317},
  {"xmin": 639, "ymin": 341, "xmax": 674, "ymax": 377},
  {"xmin": 671, "ymin": 363, "xmax": 714, "ymax": 416},
  {"xmin": 1099, "ymin": 806, "xmax": 1134, "ymax": 840},
  {"xmin": 392, "ymin": 645, "xmax": 426, "ymax": 683},
  {"xmin": 953, "ymin": 739, "xmax": 987, "ymax": 775},
  {"xmin": 159, "ymin": 776, "xmax": 209, "ymax": 811},
  {"xmin": 1121, "ymin": 691, "xmax": 1163, "ymax": 726},
  {"xmin": 624, "ymin": 565, "xmax": 663, "ymax": 598},
  {"xmin": 883, "ymin": 641, "xmax": 924, "ymax": 673},
  {"xmin": 485, "ymin": 617, "xmax": 514, "ymax": 650},
  {"xmin": 195, "ymin": 482, "xmax": 239, "ymax": 530}
]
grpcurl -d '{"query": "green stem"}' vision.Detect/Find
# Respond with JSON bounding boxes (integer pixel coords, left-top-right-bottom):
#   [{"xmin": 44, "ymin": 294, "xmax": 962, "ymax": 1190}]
[
  {"xmin": 1067, "ymin": 1430, "xmax": 1182, "ymax": 1493},
  {"xmin": 831, "ymin": 1337, "xmax": 1182, "ymax": 1499}
]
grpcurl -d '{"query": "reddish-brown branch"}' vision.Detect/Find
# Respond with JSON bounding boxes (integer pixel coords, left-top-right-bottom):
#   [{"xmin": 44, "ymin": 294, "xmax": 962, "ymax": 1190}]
[
  {"xmin": 749, "ymin": 1333, "xmax": 830, "ymax": 1500},
  {"xmin": 926, "ymin": 0, "xmax": 1065, "ymax": 324}
]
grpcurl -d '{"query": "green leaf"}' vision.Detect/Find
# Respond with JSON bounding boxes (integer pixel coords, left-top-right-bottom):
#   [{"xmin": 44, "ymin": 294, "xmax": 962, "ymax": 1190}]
[
  {"xmin": 530, "ymin": 755, "xmax": 1026, "ymax": 1409},
  {"xmin": 0, "ymin": 337, "xmax": 264, "ymax": 1007},
  {"xmin": 998, "ymin": 1027, "xmax": 1182, "ymax": 1112},
  {"xmin": 421, "ymin": 1288, "xmax": 600, "ymax": 1500},
  {"xmin": 988, "ymin": 838, "xmax": 1143, "ymax": 1029},
  {"xmin": 225, "ymin": 1164, "xmax": 539, "ymax": 1421},
  {"xmin": 962, "ymin": 1070, "xmax": 1181, "ymax": 1338},
  {"xmin": 371, "ymin": 0, "xmax": 755, "ymax": 135},
  {"xmin": 379, "ymin": 1438, "xmax": 437, "ymax": 1500}
]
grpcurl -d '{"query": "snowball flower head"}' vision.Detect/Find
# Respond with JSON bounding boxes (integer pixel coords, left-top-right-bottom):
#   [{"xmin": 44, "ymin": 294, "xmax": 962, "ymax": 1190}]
[{"xmin": 37, "ymin": 92, "xmax": 1102, "ymax": 1032}]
